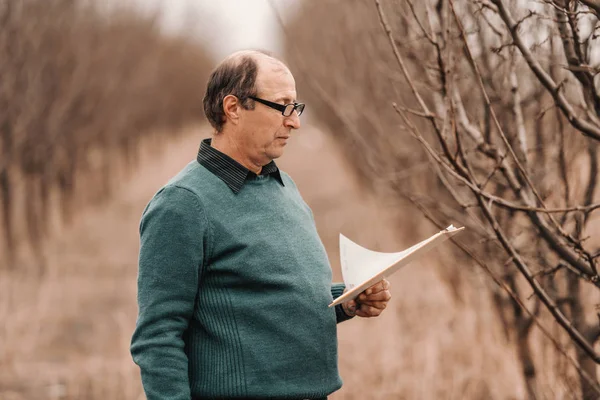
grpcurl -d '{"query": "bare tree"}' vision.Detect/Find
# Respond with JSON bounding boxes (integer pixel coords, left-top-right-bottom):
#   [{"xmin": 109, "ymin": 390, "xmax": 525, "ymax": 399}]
[
  {"xmin": 283, "ymin": 0, "xmax": 600, "ymax": 398},
  {"xmin": 0, "ymin": 0, "xmax": 212, "ymax": 268}
]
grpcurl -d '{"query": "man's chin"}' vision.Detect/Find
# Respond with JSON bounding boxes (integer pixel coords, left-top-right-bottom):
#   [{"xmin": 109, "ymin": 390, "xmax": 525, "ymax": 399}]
[{"xmin": 266, "ymin": 147, "xmax": 286, "ymax": 160}]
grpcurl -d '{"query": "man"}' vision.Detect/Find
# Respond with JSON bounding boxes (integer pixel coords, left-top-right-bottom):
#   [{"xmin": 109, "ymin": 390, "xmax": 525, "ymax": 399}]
[{"xmin": 131, "ymin": 50, "xmax": 392, "ymax": 400}]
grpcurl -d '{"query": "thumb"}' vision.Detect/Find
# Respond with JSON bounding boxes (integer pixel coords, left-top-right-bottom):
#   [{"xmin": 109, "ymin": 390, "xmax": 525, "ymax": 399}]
[{"xmin": 344, "ymin": 300, "xmax": 358, "ymax": 316}]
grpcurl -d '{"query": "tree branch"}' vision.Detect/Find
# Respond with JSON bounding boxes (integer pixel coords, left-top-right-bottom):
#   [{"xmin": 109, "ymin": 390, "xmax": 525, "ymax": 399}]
[
  {"xmin": 395, "ymin": 104, "xmax": 600, "ymax": 369},
  {"xmin": 398, "ymin": 184, "xmax": 600, "ymax": 386},
  {"xmin": 509, "ymin": 57, "xmax": 529, "ymax": 169},
  {"xmin": 402, "ymin": 110, "xmax": 600, "ymax": 217},
  {"xmin": 374, "ymin": 0, "xmax": 435, "ymax": 119},
  {"xmin": 491, "ymin": 0, "xmax": 600, "ymax": 141},
  {"xmin": 449, "ymin": 0, "xmax": 599, "ymax": 281},
  {"xmin": 579, "ymin": 0, "xmax": 600, "ymax": 16}
]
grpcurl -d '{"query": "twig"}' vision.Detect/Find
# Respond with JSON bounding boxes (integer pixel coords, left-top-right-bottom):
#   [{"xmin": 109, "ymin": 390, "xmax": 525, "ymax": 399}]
[
  {"xmin": 374, "ymin": 0, "xmax": 435, "ymax": 119},
  {"xmin": 532, "ymin": 262, "xmax": 566, "ymax": 278},
  {"xmin": 405, "ymin": 0, "xmax": 437, "ymax": 45},
  {"xmin": 392, "ymin": 104, "xmax": 600, "ymax": 215},
  {"xmin": 490, "ymin": 0, "xmax": 600, "ymax": 141},
  {"xmin": 480, "ymin": 153, "xmax": 507, "ymax": 191},
  {"xmin": 580, "ymin": 0, "xmax": 600, "ymax": 16},
  {"xmin": 509, "ymin": 55, "xmax": 529, "ymax": 169},
  {"xmin": 425, "ymin": 141, "xmax": 494, "ymax": 239},
  {"xmin": 393, "ymin": 103, "xmax": 439, "ymax": 120}
]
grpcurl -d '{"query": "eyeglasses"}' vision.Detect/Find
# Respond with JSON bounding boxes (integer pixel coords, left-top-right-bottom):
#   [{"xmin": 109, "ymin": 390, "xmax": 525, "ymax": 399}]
[{"xmin": 249, "ymin": 96, "xmax": 305, "ymax": 117}]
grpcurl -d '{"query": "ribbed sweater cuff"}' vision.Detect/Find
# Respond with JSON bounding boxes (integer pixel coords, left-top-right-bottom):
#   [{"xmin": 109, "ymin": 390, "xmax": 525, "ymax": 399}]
[{"xmin": 331, "ymin": 283, "xmax": 354, "ymax": 323}]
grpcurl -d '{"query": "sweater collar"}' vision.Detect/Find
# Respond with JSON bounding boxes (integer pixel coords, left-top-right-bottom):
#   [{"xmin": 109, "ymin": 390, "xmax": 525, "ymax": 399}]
[{"xmin": 196, "ymin": 138, "xmax": 284, "ymax": 194}]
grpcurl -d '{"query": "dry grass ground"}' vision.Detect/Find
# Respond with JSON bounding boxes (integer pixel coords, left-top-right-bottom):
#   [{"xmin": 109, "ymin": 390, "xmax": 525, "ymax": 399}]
[{"xmin": 0, "ymin": 122, "xmax": 563, "ymax": 399}]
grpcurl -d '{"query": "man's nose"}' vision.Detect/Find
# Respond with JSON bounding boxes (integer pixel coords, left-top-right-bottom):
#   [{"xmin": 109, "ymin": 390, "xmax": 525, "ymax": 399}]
[{"xmin": 284, "ymin": 112, "xmax": 301, "ymax": 129}]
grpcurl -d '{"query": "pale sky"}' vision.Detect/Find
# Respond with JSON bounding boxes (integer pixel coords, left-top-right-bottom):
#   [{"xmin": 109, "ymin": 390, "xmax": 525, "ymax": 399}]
[{"xmin": 129, "ymin": 0, "xmax": 299, "ymax": 60}]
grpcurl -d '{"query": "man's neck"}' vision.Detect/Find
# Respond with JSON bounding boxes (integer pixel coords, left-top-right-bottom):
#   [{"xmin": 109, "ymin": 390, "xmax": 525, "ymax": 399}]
[{"xmin": 210, "ymin": 133, "xmax": 263, "ymax": 175}]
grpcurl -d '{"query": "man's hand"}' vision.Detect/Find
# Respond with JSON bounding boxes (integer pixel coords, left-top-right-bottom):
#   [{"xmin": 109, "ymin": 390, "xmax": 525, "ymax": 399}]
[{"xmin": 341, "ymin": 279, "xmax": 391, "ymax": 318}]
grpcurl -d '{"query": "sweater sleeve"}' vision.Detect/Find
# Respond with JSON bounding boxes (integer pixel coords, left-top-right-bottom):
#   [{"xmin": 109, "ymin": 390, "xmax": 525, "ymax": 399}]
[
  {"xmin": 130, "ymin": 185, "xmax": 206, "ymax": 400},
  {"xmin": 331, "ymin": 283, "xmax": 354, "ymax": 323}
]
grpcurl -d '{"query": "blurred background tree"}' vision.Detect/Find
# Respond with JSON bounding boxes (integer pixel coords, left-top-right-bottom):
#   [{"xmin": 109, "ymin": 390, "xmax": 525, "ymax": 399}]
[
  {"xmin": 282, "ymin": 0, "xmax": 600, "ymax": 398},
  {"xmin": 0, "ymin": 0, "xmax": 212, "ymax": 267}
]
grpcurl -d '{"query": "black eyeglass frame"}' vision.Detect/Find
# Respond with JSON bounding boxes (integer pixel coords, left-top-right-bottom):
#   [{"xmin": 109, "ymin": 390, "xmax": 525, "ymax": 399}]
[{"xmin": 249, "ymin": 96, "xmax": 305, "ymax": 117}]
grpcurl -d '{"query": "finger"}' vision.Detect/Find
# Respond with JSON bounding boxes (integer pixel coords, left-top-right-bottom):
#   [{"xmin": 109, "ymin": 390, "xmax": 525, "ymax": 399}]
[
  {"xmin": 364, "ymin": 281, "xmax": 384, "ymax": 295},
  {"xmin": 358, "ymin": 290, "xmax": 391, "ymax": 302},
  {"xmin": 356, "ymin": 304, "xmax": 383, "ymax": 318},
  {"xmin": 357, "ymin": 300, "xmax": 388, "ymax": 310},
  {"xmin": 344, "ymin": 300, "xmax": 358, "ymax": 315},
  {"xmin": 364, "ymin": 279, "xmax": 390, "ymax": 295}
]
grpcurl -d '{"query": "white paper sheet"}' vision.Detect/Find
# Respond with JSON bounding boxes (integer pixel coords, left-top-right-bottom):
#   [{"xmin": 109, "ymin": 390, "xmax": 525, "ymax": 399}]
[{"xmin": 329, "ymin": 225, "xmax": 465, "ymax": 307}]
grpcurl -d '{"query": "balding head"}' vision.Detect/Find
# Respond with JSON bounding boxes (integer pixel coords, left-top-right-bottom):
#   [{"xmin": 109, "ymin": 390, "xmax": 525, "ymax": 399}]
[
  {"xmin": 203, "ymin": 50, "xmax": 290, "ymax": 132},
  {"xmin": 223, "ymin": 50, "xmax": 287, "ymax": 70}
]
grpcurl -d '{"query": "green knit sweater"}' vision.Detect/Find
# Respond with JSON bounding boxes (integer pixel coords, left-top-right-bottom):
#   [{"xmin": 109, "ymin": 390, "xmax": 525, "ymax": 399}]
[{"xmin": 131, "ymin": 161, "xmax": 348, "ymax": 400}]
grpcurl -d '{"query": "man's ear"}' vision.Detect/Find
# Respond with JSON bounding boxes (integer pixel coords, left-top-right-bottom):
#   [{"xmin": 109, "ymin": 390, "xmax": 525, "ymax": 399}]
[{"xmin": 222, "ymin": 94, "xmax": 240, "ymax": 126}]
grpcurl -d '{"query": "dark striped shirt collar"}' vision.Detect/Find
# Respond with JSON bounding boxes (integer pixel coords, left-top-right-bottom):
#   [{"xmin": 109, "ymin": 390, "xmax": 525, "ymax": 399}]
[{"xmin": 196, "ymin": 138, "xmax": 284, "ymax": 193}]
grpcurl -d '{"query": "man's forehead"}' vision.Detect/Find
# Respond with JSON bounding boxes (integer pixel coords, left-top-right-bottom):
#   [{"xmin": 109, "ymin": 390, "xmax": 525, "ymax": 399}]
[
  {"xmin": 256, "ymin": 57, "xmax": 292, "ymax": 79},
  {"xmin": 255, "ymin": 58, "xmax": 296, "ymax": 99}
]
